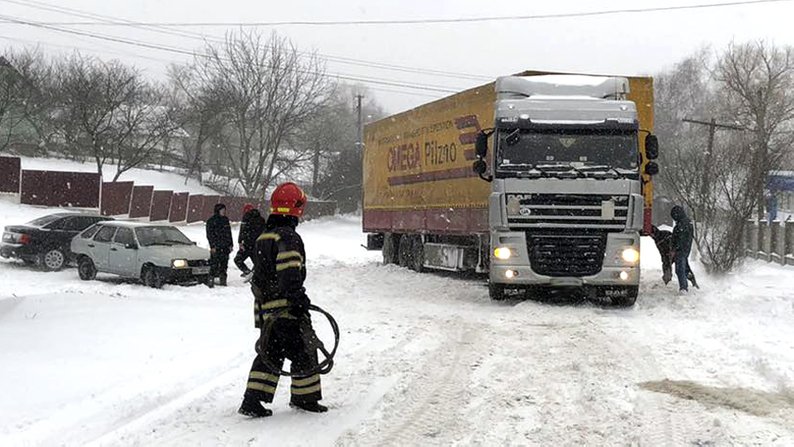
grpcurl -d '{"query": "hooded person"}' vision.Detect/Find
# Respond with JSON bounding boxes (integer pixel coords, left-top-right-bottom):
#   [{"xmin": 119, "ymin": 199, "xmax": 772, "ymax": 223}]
[
  {"xmin": 651, "ymin": 225, "xmax": 698, "ymax": 289},
  {"xmin": 234, "ymin": 203, "xmax": 267, "ymax": 278},
  {"xmin": 670, "ymin": 205, "xmax": 695, "ymax": 293},
  {"xmin": 239, "ymin": 182, "xmax": 329, "ymax": 418},
  {"xmin": 205, "ymin": 203, "xmax": 233, "ymax": 286}
]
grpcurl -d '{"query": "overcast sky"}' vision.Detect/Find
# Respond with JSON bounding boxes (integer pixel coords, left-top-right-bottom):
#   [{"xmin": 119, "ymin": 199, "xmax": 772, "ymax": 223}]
[{"xmin": 1, "ymin": 0, "xmax": 793, "ymax": 114}]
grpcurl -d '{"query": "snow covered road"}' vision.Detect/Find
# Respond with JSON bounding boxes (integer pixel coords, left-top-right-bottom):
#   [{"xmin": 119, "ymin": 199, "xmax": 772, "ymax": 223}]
[{"xmin": 2, "ymin": 210, "xmax": 794, "ymax": 446}]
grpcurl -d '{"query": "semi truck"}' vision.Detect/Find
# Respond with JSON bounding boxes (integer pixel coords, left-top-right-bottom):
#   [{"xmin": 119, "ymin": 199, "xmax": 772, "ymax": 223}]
[{"xmin": 362, "ymin": 71, "xmax": 659, "ymax": 306}]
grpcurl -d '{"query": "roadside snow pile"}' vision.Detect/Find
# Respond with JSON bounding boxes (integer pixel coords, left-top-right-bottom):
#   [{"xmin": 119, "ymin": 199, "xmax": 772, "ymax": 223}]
[
  {"xmin": 18, "ymin": 156, "xmax": 220, "ymax": 195},
  {"xmin": 1, "ymin": 200, "xmax": 793, "ymax": 446}
]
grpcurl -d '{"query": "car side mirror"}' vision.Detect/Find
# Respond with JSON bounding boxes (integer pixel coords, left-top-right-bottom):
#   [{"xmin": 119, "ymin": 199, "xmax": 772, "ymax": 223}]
[
  {"xmin": 472, "ymin": 159, "xmax": 487, "ymax": 175},
  {"xmin": 645, "ymin": 134, "xmax": 659, "ymax": 160},
  {"xmin": 125, "ymin": 243, "xmax": 138, "ymax": 250},
  {"xmin": 645, "ymin": 161, "xmax": 659, "ymax": 176},
  {"xmin": 475, "ymin": 132, "xmax": 488, "ymax": 159}
]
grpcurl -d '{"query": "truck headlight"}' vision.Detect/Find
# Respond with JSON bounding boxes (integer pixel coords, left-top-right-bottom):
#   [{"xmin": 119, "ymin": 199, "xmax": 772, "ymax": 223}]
[
  {"xmin": 494, "ymin": 247, "xmax": 512, "ymax": 260},
  {"xmin": 621, "ymin": 248, "xmax": 640, "ymax": 264},
  {"xmin": 172, "ymin": 259, "xmax": 188, "ymax": 268}
]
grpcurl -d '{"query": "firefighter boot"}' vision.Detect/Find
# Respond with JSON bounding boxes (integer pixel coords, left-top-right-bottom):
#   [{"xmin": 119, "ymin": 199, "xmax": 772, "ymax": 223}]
[
  {"xmin": 290, "ymin": 401, "xmax": 328, "ymax": 413},
  {"xmin": 238, "ymin": 396, "xmax": 273, "ymax": 418}
]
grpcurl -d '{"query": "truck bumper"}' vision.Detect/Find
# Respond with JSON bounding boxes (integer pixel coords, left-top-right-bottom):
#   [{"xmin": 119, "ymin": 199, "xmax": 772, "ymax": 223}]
[{"xmin": 489, "ymin": 230, "xmax": 641, "ymax": 288}]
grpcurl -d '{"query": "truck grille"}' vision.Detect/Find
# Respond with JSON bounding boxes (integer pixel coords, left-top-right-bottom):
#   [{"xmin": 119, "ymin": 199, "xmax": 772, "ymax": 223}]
[
  {"xmin": 188, "ymin": 259, "xmax": 209, "ymax": 267},
  {"xmin": 527, "ymin": 231, "xmax": 607, "ymax": 277},
  {"xmin": 507, "ymin": 194, "xmax": 629, "ymax": 231}
]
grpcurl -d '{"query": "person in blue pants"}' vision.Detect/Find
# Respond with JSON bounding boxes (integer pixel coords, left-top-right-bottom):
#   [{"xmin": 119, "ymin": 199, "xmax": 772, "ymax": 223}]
[{"xmin": 671, "ymin": 205, "xmax": 694, "ymax": 293}]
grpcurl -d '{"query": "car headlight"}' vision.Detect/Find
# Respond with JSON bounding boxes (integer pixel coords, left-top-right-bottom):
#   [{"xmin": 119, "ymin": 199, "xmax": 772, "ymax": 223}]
[
  {"xmin": 621, "ymin": 248, "xmax": 640, "ymax": 264},
  {"xmin": 172, "ymin": 259, "xmax": 188, "ymax": 268},
  {"xmin": 493, "ymin": 247, "xmax": 512, "ymax": 260}
]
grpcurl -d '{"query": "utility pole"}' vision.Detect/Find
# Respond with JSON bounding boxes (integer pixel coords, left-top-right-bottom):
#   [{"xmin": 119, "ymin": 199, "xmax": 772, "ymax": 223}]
[
  {"xmin": 355, "ymin": 94, "xmax": 364, "ymax": 150},
  {"xmin": 682, "ymin": 117, "xmax": 748, "ymax": 202}
]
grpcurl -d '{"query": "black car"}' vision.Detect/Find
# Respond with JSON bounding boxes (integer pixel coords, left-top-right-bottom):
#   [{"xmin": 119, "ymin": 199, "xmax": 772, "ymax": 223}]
[{"xmin": 1, "ymin": 213, "xmax": 113, "ymax": 271}]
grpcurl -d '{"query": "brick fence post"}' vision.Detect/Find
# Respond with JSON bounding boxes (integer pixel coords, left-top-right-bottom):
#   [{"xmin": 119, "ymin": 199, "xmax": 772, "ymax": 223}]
[
  {"xmin": 786, "ymin": 222, "xmax": 794, "ymax": 266},
  {"xmin": 759, "ymin": 220, "xmax": 770, "ymax": 262},
  {"xmin": 770, "ymin": 221, "xmax": 782, "ymax": 264}
]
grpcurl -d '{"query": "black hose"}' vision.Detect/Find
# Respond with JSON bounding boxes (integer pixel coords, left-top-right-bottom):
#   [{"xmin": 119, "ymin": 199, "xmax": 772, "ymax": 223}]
[{"xmin": 257, "ymin": 304, "xmax": 339, "ymax": 377}]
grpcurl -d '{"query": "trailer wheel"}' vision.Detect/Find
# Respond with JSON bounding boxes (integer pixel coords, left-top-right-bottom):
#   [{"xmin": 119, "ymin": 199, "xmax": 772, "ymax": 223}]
[
  {"xmin": 398, "ymin": 235, "xmax": 413, "ymax": 269},
  {"xmin": 489, "ymin": 282, "xmax": 507, "ymax": 301},
  {"xmin": 409, "ymin": 235, "xmax": 425, "ymax": 272},
  {"xmin": 382, "ymin": 233, "xmax": 400, "ymax": 265}
]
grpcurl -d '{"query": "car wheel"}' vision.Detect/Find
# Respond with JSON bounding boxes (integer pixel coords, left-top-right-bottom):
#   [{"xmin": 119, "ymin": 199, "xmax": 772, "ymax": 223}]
[
  {"xmin": 39, "ymin": 248, "xmax": 66, "ymax": 271},
  {"xmin": 77, "ymin": 256, "xmax": 97, "ymax": 281},
  {"xmin": 143, "ymin": 267, "xmax": 164, "ymax": 289}
]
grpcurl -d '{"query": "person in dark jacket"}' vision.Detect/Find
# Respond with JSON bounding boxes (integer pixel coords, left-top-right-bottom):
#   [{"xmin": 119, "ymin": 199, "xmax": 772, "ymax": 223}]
[
  {"xmin": 234, "ymin": 203, "xmax": 267, "ymax": 278},
  {"xmin": 671, "ymin": 205, "xmax": 695, "ymax": 293},
  {"xmin": 651, "ymin": 225, "xmax": 698, "ymax": 289},
  {"xmin": 239, "ymin": 182, "xmax": 328, "ymax": 418},
  {"xmin": 206, "ymin": 203, "xmax": 233, "ymax": 286}
]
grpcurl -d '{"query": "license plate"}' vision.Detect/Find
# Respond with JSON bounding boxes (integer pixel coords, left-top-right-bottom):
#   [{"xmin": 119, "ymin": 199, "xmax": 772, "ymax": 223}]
[{"xmin": 192, "ymin": 267, "xmax": 210, "ymax": 275}]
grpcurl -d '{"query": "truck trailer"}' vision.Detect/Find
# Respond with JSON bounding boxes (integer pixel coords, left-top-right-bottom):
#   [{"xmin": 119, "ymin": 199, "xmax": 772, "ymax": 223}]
[{"xmin": 363, "ymin": 71, "xmax": 659, "ymax": 306}]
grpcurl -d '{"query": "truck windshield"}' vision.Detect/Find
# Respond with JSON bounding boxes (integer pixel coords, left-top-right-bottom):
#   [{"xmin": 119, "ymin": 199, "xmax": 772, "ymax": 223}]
[
  {"xmin": 497, "ymin": 128, "xmax": 639, "ymax": 173},
  {"xmin": 135, "ymin": 226, "xmax": 193, "ymax": 246}
]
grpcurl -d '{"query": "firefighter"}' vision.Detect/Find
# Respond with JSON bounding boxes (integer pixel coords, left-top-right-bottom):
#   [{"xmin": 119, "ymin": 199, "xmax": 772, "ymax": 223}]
[
  {"xmin": 239, "ymin": 182, "xmax": 328, "ymax": 418},
  {"xmin": 234, "ymin": 203, "xmax": 267, "ymax": 280},
  {"xmin": 206, "ymin": 203, "xmax": 233, "ymax": 286}
]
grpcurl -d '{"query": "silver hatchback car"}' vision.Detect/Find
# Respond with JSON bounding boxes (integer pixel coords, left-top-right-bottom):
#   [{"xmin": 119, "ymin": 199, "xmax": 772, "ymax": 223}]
[{"xmin": 71, "ymin": 221, "xmax": 213, "ymax": 288}]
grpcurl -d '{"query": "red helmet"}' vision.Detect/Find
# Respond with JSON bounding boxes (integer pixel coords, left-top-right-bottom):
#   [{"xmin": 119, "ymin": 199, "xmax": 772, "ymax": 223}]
[
  {"xmin": 242, "ymin": 203, "xmax": 255, "ymax": 215},
  {"xmin": 269, "ymin": 182, "xmax": 307, "ymax": 217}
]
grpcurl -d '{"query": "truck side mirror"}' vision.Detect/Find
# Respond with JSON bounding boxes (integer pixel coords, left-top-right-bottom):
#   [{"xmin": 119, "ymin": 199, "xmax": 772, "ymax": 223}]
[
  {"xmin": 472, "ymin": 160, "xmax": 487, "ymax": 175},
  {"xmin": 475, "ymin": 132, "xmax": 488, "ymax": 159},
  {"xmin": 645, "ymin": 161, "xmax": 659, "ymax": 176},
  {"xmin": 645, "ymin": 134, "xmax": 659, "ymax": 160}
]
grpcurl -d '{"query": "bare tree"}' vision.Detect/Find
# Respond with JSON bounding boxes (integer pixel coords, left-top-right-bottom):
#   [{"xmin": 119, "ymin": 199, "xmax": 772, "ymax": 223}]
[
  {"xmin": 715, "ymin": 41, "xmax": 794, "ymax": 219},
  {"xmin": 192, "ymin": 31, "xmax": 331, "ymax": 197},
  {"xmin": 0, "ymin": 49, "xmax": 51, "ymax": 155}
]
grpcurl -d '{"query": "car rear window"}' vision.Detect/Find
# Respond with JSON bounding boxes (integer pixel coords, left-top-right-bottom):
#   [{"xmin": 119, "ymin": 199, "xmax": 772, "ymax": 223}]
[
  {"xmin": 81, "ymin": 225, "xmax": 101, "ymax": 239},
  {"xmin": 94, "ymin": 225, "xmax": 117, "ymax": 243},
  {"xmin": 27, "ymin": 215, "xmax": 62, "ymax": 227},
  {"xmin": 64, "ymin": 216, "xmax": 102, "ymax": 231}
]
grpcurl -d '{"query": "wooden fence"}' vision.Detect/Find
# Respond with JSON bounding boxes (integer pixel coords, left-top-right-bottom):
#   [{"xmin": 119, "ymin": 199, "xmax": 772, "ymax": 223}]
[{"xmin": 745, "ymin": 219, "xmax": 794, "ymax": 266}]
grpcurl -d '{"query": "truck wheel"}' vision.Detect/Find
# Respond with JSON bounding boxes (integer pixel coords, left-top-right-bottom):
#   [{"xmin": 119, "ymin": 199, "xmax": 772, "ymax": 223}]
[
  {"xmin": 489, "ymin": 282, "xmax": 507, "ymax": 301},
  {"xmin": 398, "ymin": 235, "xmax": 414, "ymax": 269},
  {"xmin": 409, "ymin": 235, "xmax": 425, "ymax": 272},
  {"xmin": 610, "ymin": 286, "xmax": 639, "ymax": 307},
  {"xmin": 77, "ymin": 256, "xmax": 97, "ymax": 281},
  {"xmin": 142, "ymin": 267, "xmax": 164, "ymax": 289},
  {"xmin": 382, "ymin": 233, "xmax": 400, "ymax": 265},
  {"xmin": 39, "ymin": 248, "xmax": 66, "ymax": 271}
]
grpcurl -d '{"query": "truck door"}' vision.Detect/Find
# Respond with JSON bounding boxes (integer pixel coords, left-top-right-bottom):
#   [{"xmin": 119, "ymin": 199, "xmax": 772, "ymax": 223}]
[{"xmin": 109, "ymin": 227, "xmax": 138, "ymax": 277}]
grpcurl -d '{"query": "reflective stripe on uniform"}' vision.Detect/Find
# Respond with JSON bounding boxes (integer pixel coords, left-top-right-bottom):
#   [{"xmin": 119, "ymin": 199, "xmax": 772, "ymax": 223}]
[
  {"xmin": 260, "ymin": 299, "xmax": 289, "ymax": 310},
  {"xmin": 249, "ymin": 371, "xmax": 279, "ymax": 383},
  {"xmin": 276, "ymin": 260, "xmax": 303, "ymax": 271},
  {"xmin": 247, "ymin": 381, "xmax": 276, "ymax": 394},
  {"xmin": 276, "ymin": 250, "xmax": 304, "ymax": 262},
  {"xmin": 291, "ymin": 374, "xmax": 320, "ymax": 387},
  {"xmin": 257, "ymin": 232, "xmax": 281, "ymax": 242},
  {"xmin": 290, "ymin": 384, "xmax": 321, "ymax": 395}
]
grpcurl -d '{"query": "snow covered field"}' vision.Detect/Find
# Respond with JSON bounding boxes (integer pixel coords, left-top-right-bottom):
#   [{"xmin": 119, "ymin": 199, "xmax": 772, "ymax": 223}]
[
  {"xmin": 16, "ymin": 156, "xmax": 220, "ymax": 195},
  {"xmin": 1, "ymin": 204, "xmax": 794, "ymax": 446}
]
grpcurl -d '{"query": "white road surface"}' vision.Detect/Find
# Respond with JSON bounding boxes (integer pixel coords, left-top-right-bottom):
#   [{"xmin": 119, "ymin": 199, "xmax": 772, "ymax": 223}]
[{"xmin": 1, "ymin": 203, "xmax": 793, "ymax": 446}]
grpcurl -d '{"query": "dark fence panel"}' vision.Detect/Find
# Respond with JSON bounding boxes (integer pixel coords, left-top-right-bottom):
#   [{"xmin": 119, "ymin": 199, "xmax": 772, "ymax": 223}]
[
  {"xmin": 20, "ymin": 170, "xmax": 101, "ymax": 208},
  {"xmin": 201, "ymin": 195, "xmax": 220, "ymax": 222},
  {"xmin": 100, "ymin": 181, "xmax": 134, "ymax": 216},
  {"xmin": 0, "ymin": 156, "xmax": 21, "ymax": 193},
  {"xmin": 169, "ymin": 192, "xmax": 189, "ymax": 223},
  {"xmin": 129, "ymin": 186, "xmax": 154, "ymax": 218},
  {"xmin": 304, "ymin": 200, "xmax": 337, "ymax": 220},
  {"xmin": 149, "ymin": 190, "xmax": 173, "ymax": 222},
  {"xmin": 186, "ymin": 195, "xmax": 205, "ymax": 223},
  {"xmin": 223, "ymin": 196, "xmax": 248, "ymax": 222}
]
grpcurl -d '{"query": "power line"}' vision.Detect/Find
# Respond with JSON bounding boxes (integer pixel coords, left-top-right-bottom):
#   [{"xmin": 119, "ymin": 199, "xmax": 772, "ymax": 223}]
[
  {"xmin": 0, "ymin": 0, "xmax": 492, "ymax": 82},
  {"xmin": 1, "ymin": 0, "xmax": 787, "ymax": 26},
  {"xmin": 0, "ymin": 13, "xmax": 462, "ymax": 94}
]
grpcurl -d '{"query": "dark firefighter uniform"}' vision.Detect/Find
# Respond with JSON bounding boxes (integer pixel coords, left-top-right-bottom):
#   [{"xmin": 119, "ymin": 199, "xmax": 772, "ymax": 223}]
[{"xmin": 242, "ymin": 215, "xmax": 323, "ymax": 412}]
